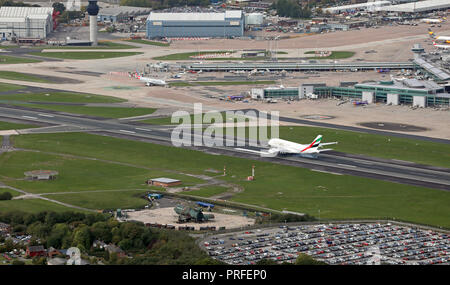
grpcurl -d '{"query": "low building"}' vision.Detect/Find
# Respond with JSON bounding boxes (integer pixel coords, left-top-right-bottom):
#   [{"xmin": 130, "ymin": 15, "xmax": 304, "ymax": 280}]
[
  {"xmin": 26, "ymin": 245, "xmax": 46, "ymax": 257},
  {"xmin": 24, "ymin": 170, "xmax": 58, "ymax": 180},
  {"xmin": 97, "ymin": 6, "xmax": 152, "ymax": 23},
  {"xmin": 105, "ymin": 244, "xmax": 126, "ymax": 257},
  {"xmin": 147, "ymin": 178, "xmax": 182, "ymax": 187}
]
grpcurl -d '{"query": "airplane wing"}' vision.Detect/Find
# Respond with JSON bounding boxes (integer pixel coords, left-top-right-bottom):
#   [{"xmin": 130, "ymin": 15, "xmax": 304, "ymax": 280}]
[
  {"xmin": 318, "ymin": 148, "xmax": 334, "ymax": 152},
  {"xmin": 319, "ymin": 142, "xmax": 338, "ymax": 147},
  {"xmin": 235, "ymin": 148, "xmax": 279, "ymax": 157}
]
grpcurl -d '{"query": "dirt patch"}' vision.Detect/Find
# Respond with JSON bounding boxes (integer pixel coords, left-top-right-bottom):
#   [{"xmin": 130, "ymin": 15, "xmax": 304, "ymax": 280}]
[
  {"xmin": 301, "ymin": 114, "xmax": 335, "ymax": 120},
  {"xmin": 126, "ymin": 207, "xmax": 255, "ymax": 230},
  {"xmin": 358, "ymin": 122, "xmax": 429, "ymax": 132}
]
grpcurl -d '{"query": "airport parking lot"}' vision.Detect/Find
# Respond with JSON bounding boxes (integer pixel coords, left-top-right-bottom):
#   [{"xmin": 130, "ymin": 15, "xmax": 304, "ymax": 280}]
[{"xmin": 201, "ymin": 223, "xmax": 450, "ymax": 265}]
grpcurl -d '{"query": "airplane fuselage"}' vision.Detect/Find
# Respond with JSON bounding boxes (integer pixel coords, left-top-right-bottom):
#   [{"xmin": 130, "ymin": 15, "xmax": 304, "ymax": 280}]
[{"xmin": 268, "ymin": 138, "xmax": 318, "ymax": 154}]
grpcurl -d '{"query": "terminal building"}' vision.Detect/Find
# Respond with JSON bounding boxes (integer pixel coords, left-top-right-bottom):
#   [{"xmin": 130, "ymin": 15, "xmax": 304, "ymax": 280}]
[
  {"xmin": 146, "ymin": 11, "xmax": 244, "ymax": 39},
  {"xmin": 0, "ymin": 6, "xmax": 54, "ymax": 40}
]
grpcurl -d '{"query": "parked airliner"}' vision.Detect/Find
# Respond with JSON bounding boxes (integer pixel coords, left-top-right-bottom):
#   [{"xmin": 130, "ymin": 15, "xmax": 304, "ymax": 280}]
[{"xmin": 136, "ymin": 73, "xmax": 167, "ymax": 86}]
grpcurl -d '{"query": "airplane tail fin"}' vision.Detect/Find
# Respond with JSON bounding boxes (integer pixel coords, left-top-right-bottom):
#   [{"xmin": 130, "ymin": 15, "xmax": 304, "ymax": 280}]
[{"xmin": 311, "ymin": 135, "xmax": 322, "ymax": 148}]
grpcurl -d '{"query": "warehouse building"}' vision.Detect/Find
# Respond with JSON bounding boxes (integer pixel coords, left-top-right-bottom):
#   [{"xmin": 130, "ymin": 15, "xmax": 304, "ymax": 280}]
[
  {"xmin": 376, "ymin": 0, "xmax": 450, "ymax": 13},
  {"xmin": 146, "ymin": 10, "xmax": 244, "ymax": 39},
  {"xmin": 0, "ymin": 6, "xmax": 54, "ymax": 40}
]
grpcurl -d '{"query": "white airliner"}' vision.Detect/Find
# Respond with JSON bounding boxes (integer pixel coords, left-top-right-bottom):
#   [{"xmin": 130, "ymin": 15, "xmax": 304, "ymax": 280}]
[
  {"xmin": 433, "ymin": 41, "xmax": 450, "ymax": 49},
  {"xmin": 236, "ymin": 135, "xmax": 337, "ymax": 158},
  {"xmin": 421, "ymin": 18, "xmax": 442, "ymax": 24},
  {"xmin": 435, "ymin": 36, "xmax": 450, "ymax": 43},
  {"xmin": 136, "ymin": 73, "xmax": 167, "ymax": 86}
]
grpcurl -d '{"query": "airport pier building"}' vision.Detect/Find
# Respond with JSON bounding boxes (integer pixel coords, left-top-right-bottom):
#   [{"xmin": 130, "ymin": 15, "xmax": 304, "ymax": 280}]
[
  {"xmin": 251, "ymin": 80, "xmax": 450, "ymax": 107},
  {"xmin": 146, "ymin": 11, "xmax": 244, "ymax": 39},
  {"xmin": 0, "ymin": 7, "xmax": 54, "ymax": 40}
]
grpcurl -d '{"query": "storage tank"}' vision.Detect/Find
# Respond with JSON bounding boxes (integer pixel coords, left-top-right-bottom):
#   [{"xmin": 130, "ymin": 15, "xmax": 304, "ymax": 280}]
[{"xmin": 245, "ymin": 13, "xmax": 264, "ymax": 26}]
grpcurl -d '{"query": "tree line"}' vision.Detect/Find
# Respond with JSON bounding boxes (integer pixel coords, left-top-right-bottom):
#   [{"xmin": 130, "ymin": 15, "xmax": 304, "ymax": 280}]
[
  {"xmin": 0, "ymin": 211, "xmax": 220, "ymax": 265},
  {"xmin": 273, "ymin": 0, "xmax": 312, "ymax": 19}
]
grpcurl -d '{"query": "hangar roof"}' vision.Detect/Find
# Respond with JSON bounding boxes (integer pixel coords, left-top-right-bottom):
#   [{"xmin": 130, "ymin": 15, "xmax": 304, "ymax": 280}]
[
  {"xmin": 0, "ymin": 6, "xmax": 53, "ymax": 18},
  {"xmin": 147, "ymin": 10, "xmax": 242, "ymax": 22}
]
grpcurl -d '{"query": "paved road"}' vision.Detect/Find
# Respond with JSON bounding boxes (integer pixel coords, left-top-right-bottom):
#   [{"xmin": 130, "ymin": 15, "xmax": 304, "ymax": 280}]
[{"xmin": 0, "ymin": 105, "xmax": 449, "ymax": 191}]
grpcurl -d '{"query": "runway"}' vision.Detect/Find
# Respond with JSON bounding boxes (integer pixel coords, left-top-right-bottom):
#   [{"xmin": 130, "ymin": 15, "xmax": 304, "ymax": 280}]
[{"xmin": 0, "ymin": 105, "xmax": 449, "ymax": 191}]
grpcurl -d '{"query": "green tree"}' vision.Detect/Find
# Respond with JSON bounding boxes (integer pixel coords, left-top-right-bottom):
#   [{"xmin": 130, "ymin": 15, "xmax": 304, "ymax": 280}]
[
  {"xmin": 194, "ymin": 257, "xmax": 227, "ymax": 265},
  {"xmin": 90, "ymin": 221, "xmax": 112, "ymax": 243},
  {"xmin": 52, "ymin": 2, "xmax": 65, "ymax": 14},
  {"xmin": 295, "ymin": 253, "xmax": 328, "ymax": 265},
  {"xmin": 32, "ymin": 256, "xmax": 47, "ymax": 265},
  {"xmin": 72, "ymin": 226, "xmax": 91, "ymax": 251}
]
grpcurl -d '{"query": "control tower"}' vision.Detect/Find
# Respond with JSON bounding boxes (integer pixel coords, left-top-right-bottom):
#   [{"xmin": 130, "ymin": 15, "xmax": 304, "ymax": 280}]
[{"xmin": 86, "ymin": 0, "xmax": 99, "ymax": 46}]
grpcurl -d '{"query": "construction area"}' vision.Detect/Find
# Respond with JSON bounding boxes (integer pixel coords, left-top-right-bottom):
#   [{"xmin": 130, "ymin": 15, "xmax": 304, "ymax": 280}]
[{"xmin": 125, "ymin": 197, "xmax": 255, "ymax": 231}]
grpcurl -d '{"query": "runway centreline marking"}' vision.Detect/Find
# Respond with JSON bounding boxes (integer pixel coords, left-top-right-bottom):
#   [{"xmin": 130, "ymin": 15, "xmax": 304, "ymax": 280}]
[
  {"xmin": 135, "ymin": 127, "xmax": 152, "ymax": 132},
  {"xmin": 337, "ymin": 163, "xmax": 357, "ymax": 168},
  {"xmin": 38, "ymin": 113, "xmax": 54, "ymax": 118},
  {"xmin": 22, "ymin": 116, "xmax": 37, "ymax": 120},
  {"xmin": 119, "ymin": 129, "xmax": 136, "ymax": 134},
  {"xmin": 311, "ymin": 169, "xmax": 343, "ymax": 175}
]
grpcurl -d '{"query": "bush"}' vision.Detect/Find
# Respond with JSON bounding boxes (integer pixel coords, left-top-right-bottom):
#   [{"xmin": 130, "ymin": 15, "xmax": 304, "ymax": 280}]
[
  {"xmin": 0, "ymin": 192, "xmax": 12, "ymax": 200},
  {"xmin": 12, "ymin": 260, "xmax": 25, "ymax": 265}
]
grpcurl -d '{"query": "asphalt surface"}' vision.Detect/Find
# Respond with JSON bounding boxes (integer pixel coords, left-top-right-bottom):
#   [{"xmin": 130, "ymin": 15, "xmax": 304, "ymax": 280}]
[{"xmin": 0, "ymin": 105, "xmax": 449, "ymax": 191}]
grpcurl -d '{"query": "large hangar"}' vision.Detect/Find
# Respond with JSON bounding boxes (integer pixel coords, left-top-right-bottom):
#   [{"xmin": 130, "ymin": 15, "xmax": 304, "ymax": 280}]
[
  {"xmin": 0, "ymin": 6, "xmax": 54, "ymax": 40},
  {"xmin": 146, "ymin": 10, "xmax": 244, "ymax": 39}
]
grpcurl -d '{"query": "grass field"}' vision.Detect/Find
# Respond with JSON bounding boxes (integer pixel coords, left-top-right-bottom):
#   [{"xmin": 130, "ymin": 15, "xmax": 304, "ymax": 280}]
[
  {"xmin": 0, "ymin": 55, "xmax": 41, "ymax": 64},
  {"xmin": 169, "ymin": 80, "xmax": 275, "ymax": 87},
  {"xmin": 124, "ymin": 39, "xmax": 170, "ymax": 47},
  {"xmin": 45, "ymin": 190, "xmax": 150, "ymax": 210},
  {"xmin": 31, "ymin": 51, "xmax": 143, "ymax": 60},
  {"xmin": 185, "ymin": 186, "xmax": 230, "ymax": 198},
  {"xmin": 0, "ymin": 199, "xmax": 88, "ymax": 213},
  {"xmin": 40, "ymin": 41, "xmax": 138, "ymax": 49},
  {"xmin": 15, "ymin": 104, "xmax": 156, "ymax": 119},
  {"xmin": 9, "ymin": 132, "xmax": 450, "ymax": 228},
  {"xmin": 0, "ymin": 151, "xmax": 203, "ymax": 194},
  {"xmin": 0, "ymin": 82, "xmax": 25, "ymax": 92},
  {"xmin": 0, "ymin": 71, "xmax": 52, "ymax": 83},
  {"xmin": 0, "ymin": 120, "xmax": 37, "ymax": 130},
  {"xmin": 0, "ymin": 91, "xmax": 126, "ymax": 104},
  {"xmin": 153, "ymin": 51, "xmax": 233, "ymax": 60},
  {"xmin": 305, "ymin": 51, "xmax": 355, "ymax": 60},
  {"xmin": 0, "ymin": 188, "xmax": 20, "ymax": 197}
]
